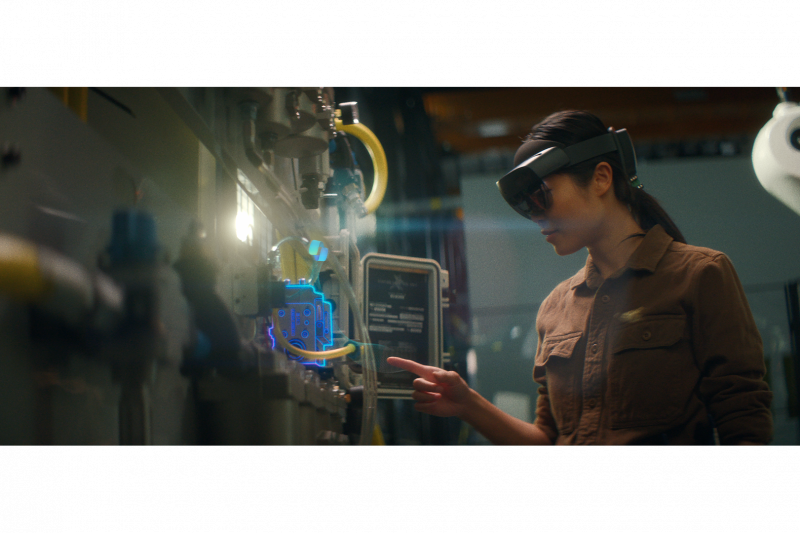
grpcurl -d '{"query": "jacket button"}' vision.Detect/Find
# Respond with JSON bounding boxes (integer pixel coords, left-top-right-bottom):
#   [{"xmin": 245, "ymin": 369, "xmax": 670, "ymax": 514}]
[
  {"xmin": 587, "ymin": 399, "xmax": 597, "ymax": 409},
  {"xmin": 601, "ymin": 295, "xmax": 610, "ymax": 303},
  {"xmin": 642, "ymin": 330, "xmax": 652, "ymax": 341},
  {"xmin": 591, "ymin": 343, "xmax": 598, "ymax": 354}
]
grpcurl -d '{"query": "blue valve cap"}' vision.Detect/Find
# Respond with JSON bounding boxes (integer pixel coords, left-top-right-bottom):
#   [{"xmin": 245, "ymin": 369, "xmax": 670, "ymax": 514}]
[{"xmin": 108, "ymin": 209, "xmax": 159, "ymax": 265}]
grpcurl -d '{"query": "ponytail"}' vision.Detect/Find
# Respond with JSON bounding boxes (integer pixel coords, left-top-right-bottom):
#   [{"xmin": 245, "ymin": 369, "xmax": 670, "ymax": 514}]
[
  {"xmin": 628, "ymin": 187, "xmax": 686, "ymax": 244},
  {"xmin": 574, "ymin": 154, "xmax": 687, "ymax": 245}
]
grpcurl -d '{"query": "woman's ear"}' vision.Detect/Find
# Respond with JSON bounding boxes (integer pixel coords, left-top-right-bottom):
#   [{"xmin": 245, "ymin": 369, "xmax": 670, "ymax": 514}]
[{"xmin": 591, "ymin": 162, "xmax": 614, "ymax": 197}]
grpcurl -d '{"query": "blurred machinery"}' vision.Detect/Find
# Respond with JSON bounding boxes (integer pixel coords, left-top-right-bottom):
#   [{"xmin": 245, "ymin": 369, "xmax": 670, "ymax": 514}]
[{"xmin": 0, "ymin": 87, "xmax": 447, "ymax": 445}]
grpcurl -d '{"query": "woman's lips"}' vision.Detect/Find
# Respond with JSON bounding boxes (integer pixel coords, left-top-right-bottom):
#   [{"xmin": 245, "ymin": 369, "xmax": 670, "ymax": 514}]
[{"xmin": 542, "ymin": 229, "xmax": 557, "ymax": 242}]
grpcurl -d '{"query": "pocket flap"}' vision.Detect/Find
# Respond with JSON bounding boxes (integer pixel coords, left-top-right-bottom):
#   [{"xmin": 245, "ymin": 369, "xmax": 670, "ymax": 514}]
[
  {"xmin": 613, "ymin": 315, "xmax": 685, "ymax": 353},
  {"xmin": 537, "ymin": 332, "xmax": 582, "ymax": 365}
]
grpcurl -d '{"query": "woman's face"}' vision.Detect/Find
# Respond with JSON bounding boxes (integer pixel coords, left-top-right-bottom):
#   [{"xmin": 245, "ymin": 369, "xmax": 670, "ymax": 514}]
[{"xmin": 532, "ymin": 173, "xmax": 604, "ymax": 256}]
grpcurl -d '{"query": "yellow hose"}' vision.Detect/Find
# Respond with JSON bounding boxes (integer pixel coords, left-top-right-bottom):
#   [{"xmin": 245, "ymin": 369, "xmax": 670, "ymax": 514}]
[
  {"xmin": 334, "ymin": 119, "xmax": 388, "ymax": 215},
  {"xmin": 272, "ymin": 309, "xmax": 356, "ymax": 360},
  {"xmin": 0, "ymin": 234, "xmax": 52, "ymax": 302},
  {"xmin": 274, "ymin": 231, "xmax": 312, "ymax": 283}
]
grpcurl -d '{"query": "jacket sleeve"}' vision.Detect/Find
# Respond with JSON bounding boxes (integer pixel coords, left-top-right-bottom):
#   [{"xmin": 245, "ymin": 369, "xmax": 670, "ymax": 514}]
[{"xmin": 691, "ymin": 253, "xmax": 774, "ymax": 444}]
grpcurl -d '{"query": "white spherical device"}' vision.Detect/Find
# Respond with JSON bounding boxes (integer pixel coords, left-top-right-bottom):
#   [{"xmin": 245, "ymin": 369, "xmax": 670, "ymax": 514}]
[{"xmin": 752, "ymin": 102, "xmax": 800, "ymax": 216}]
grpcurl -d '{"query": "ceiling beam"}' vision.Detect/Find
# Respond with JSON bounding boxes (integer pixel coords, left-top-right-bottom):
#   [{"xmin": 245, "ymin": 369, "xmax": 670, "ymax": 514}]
[{"xmin": 422, "ymin": 87, "xmax": 786, "ymax": 153}]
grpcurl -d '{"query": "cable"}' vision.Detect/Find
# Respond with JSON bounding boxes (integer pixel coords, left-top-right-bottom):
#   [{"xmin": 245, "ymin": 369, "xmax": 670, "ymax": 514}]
[
  {"xmin": 334, "ymin": 119, "xmax": 388, "ymax": 215},
  {"xmin": 271, "ymin": 235, "xmax": 309, "ymax": 253},
  {"xmin": 319, "ymin": 232, "xmax": 377, "ymax": 445},
  {"xmin": 309, "ymin": 261, "xmax": 323, "ymax": 286}
]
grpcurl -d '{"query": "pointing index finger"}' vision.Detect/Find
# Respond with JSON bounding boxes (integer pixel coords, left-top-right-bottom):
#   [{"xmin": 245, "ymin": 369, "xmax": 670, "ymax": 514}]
[{"xmin": 386, "ymin": 357, "xmax": 437, "ymax": 380}]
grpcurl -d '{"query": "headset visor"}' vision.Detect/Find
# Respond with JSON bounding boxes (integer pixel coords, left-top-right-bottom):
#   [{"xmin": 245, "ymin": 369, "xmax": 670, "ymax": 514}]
[{"xmin": 496, "ymin": 166, "xmax": 552, "ymax": 220}]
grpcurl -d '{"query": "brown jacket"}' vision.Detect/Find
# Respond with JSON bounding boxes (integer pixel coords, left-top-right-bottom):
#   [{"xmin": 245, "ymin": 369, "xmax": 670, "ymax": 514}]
[{"xmin": 533, "ymin": 225, "xmax": 773, "ymax": 444}]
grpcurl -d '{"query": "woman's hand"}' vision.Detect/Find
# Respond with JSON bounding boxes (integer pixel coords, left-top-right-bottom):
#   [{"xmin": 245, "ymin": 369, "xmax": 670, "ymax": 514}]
[
  {"xmin": 386, "ymin": 357, "xmax": 473, "ymax": 418},
  {"xmin": 387, "ymin": 356, "xmax": 553, "ymax": 444}
]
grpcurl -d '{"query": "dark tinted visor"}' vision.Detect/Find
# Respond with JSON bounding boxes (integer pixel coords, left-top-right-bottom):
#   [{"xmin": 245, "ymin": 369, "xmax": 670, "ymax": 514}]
[
  {"xmin": 497, "ymin": 145, "xmax": 566, "ymax": 219},
  {"xmin": 497, "ymin": 167, "xmax": 551, "ymax": 220}
]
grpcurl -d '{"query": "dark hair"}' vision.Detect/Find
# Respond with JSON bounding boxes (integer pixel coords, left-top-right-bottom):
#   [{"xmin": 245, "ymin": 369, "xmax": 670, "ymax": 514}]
[{"xmin": 525, "ymin": 110, "xmax": 686, "ymax": 244}]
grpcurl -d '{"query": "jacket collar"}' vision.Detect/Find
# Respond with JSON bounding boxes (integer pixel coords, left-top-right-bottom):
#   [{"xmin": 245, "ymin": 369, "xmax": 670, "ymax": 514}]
[{"xmin": 569, "ymin": 225, "xmax": 674, "ymax": 290}]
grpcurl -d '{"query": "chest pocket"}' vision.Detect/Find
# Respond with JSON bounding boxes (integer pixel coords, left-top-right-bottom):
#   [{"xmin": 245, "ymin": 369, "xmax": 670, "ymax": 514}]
[
  {"xmin": 613, "ymin": 315, "xmax": 684, "ymax": 353},
  {"xmin": 535, "ymin": 332, "xmax": 583, "ymax": 434},
  {"xmin": 608, "ymin": 315, "xmax": 696, "ymax": 428}
]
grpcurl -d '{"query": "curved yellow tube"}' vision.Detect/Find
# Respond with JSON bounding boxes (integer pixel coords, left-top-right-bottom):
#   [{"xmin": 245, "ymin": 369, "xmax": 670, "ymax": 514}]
[
  {"xmin": 271, "ymin": 309, "xmax": 356, "ymax": 360},
  {"xmin": 335, "ymin": 119, "xmax": 388, "ymax": 215},
  {"xmin": 0, "ymin": 234, "xmax": 52, "ymax": 302},
  {"xmin": 274, "ymin": 232, "xmax": 312, "ymax": 283}
]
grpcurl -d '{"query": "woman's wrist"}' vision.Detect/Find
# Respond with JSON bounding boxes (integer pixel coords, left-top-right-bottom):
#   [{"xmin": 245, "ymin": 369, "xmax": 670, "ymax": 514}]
[{"xmin": 458, "ymin": 387, "xmax": 487, "ymax": 424}]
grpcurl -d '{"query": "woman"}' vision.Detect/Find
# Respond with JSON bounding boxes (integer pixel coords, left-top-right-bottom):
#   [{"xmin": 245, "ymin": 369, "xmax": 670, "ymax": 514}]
[{"xmin": 388, "ymin": 110, "xmax": 773, "ymax": 445}]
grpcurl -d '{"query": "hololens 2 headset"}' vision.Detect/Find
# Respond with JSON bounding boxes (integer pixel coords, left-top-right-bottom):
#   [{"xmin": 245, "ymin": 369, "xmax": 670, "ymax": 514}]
[{"xmin": 496, "ymin": 129, "xmax": 640, "ymax": 221}]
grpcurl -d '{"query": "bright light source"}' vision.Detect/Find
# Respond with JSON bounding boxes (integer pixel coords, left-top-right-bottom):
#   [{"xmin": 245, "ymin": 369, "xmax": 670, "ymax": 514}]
[
  {"xmin": 236, "ymin": 169, "xmax": 271, "ymax": 254},
  {"xmin": 466, "ymin": 348, "xmax": 478, "ymax": 377},
  {"xmin": 235, "ymin": 211, "xmax": 253, "ymax": 243}
]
